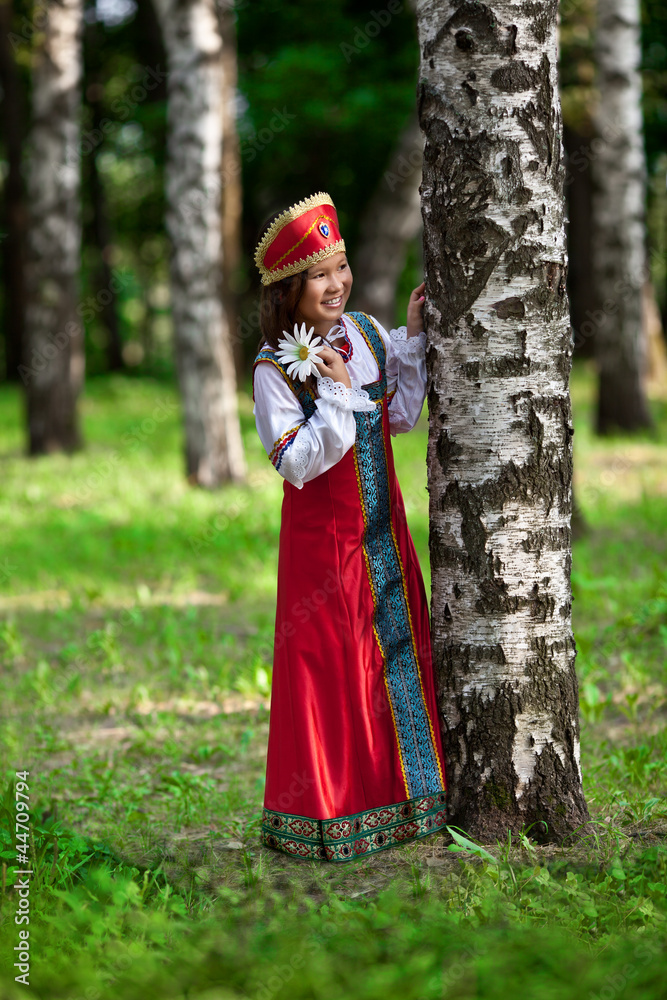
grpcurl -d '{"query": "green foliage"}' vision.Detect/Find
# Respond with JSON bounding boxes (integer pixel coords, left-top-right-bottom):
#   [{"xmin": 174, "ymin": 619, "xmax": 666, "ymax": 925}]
[
  {"xmin": 641, "ymin": 0, "xmax": 667, "ymax": 170},
  {"xmin": 1, "ymin": 828, "xmax": 666, "ymax": 998},
  {"xmin": 1, "ymin": 365, "xmax": 667, "ymax": 997},
  {"xmin": 236, "ymin": 0, "xmax": 418, "ymax": 242},
  {"xmin": 3, "ymin": 0, "xmax": 666, "ymax": 379}
]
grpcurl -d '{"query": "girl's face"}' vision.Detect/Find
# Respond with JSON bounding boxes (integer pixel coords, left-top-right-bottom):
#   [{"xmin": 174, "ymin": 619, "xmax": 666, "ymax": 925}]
[{"xmin": 295, "ymin": 252, "xmax": 353, "ymax": 333}]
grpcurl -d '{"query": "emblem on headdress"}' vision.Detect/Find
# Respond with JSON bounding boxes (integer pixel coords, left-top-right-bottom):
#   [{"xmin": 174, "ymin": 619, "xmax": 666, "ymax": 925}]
[{"xmin": 254, "ymin": 192, "xmax": 346, "ymax": 285}]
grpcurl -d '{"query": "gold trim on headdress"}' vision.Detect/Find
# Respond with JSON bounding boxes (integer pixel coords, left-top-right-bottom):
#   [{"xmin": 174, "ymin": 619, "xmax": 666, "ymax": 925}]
[
  {"xmin": 260, "ymin": 240, "xmax": 347, "ymax": 285},
  {"xmin": 254, "ymin": 191, "xmax": 346, "ymax": 286}
]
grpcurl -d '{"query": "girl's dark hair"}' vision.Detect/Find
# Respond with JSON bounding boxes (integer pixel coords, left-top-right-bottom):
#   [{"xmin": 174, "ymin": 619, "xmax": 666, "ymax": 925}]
[
  {"xmin": 255, "ymin": 210, "xmax": 320, "ymax": 395},
  {"xmin": 257, "ymin": 270, "xmax": 308, "ymax": 352},
  {"xmin": 256, "ymin": 210, "xmax": 308, "ymax": 352}
]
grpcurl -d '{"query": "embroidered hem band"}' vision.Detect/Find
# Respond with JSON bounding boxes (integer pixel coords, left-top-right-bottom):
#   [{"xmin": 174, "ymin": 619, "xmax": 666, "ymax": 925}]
[{"xmin": 261, "ymin": 791, "xmax": 447, "ymax": 862}]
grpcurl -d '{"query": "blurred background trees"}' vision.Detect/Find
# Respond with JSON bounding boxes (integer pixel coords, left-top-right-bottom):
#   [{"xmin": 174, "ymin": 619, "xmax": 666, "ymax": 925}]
[
  {"xmin": 590, "ymin": 0, "xmax": 652, "ymax": 433},
  {"xmin": 23, "ymin": 0, "xmax": 85, "ymax": 454},
  {"xmin": 152, "ymin": 0, "xmax": 245, "ymax": 486},
  {"xmin": 0, "ymin": 0, "xmax": 665, "ymax": 469}
]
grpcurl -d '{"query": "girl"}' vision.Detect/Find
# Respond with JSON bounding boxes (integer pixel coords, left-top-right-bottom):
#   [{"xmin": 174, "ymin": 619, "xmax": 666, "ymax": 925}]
[{"xmin": 252, "ymin": 192, "xmax": 447, "ymax": 862}]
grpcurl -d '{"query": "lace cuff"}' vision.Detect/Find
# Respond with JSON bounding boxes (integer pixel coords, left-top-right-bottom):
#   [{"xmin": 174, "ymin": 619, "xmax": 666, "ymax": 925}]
[
  {"xmin": 281, "ymin": 434, "xmax": 310, "ymax": 490},
  {"xmin": 390, "ymin": 327, "xmax": 426, "ymax": 357},
  {"xmin": 316, "ymin": 377, "xmax": 377, "ymax": 412}
]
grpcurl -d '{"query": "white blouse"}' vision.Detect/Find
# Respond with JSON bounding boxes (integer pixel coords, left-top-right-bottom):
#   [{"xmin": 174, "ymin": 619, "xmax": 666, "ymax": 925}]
[{"xmin": 252, "ymin": 312, "xmax": 427, "ymax": 490}]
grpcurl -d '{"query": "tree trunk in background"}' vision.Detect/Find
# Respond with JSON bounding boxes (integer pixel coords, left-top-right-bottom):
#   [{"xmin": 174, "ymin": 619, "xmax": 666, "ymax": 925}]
[
  {"xmin": 153, "ymin": 0, "xmax": 246, "ymax": 487},
  {"xmin": 128, "ymin": 0, "xmax": 167, "ymax": 370},
  {"xmin": 23, "ymin": 0, "xmax": 84, "ymax": 453},
  {"xmin": 88, "ymin": 122, "xmax": 123, "ymax": 370},
  {"xmin": 563, "ymin": 124, "xmax": 597, "ymax": 359},
  {"xmin": 218, "ymin": 0, "xmax": 244, "ymax": 380},
  {"xmin": 84, "ymin": 21, "xmax": 123, "ymax": 372},
  {"xmin": 592, "ymin": 0, "xmax": 652, "ymax": 434},
  {"xmin": 417, "ymin": 0, "xmax": 588, "ymax": 842},
  {"xmin": 0, "ymin": 0, "xmax": 27, "ymax": 382},
  {"xmin": 353, "ymin": 114, "xmax": 423, "ymax": 330},
  {"xmin": 643, "ymin": 279, "xmax": 667, "ymax": 395}
]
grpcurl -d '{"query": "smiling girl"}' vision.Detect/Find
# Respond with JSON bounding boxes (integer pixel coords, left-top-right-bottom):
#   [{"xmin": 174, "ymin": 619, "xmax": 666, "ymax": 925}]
[{"xmin": 252, "ymin": 192, "xmax": 447, "ymax": 862}]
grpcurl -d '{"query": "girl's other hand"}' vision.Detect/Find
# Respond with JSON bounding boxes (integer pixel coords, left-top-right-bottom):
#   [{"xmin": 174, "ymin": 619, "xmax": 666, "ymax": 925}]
[
  {"xmin": 313, "ymin": 346, "xmax": 352, "ymax": 388},
  {"xmin": 406, "ymin": 281, "xmax": 426, "ymax": 339}
]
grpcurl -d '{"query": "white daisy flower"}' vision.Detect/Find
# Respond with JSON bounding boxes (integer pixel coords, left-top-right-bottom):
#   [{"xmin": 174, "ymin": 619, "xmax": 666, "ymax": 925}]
[{"xmin": 276, "ymin": 323, "xmax": 327, "ymax": 382}]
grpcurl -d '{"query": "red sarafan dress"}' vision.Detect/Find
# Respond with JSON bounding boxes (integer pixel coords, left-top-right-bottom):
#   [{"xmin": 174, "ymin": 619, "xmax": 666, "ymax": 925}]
[{"xmin": 252, "ymin": 311, "xmax": 447, "ymax": 862}]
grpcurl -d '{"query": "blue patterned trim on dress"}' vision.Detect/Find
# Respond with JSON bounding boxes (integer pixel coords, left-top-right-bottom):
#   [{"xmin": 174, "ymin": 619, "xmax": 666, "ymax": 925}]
[
  {"xmin": 348, "ymin": 314, "xmax": 445, "ymax": 800},
  {"xmin": 346, "ymin": 311, "xmax": 386, "ymax": 387},
  {"xmin": 261, "ymin": 790, "xmax": 447, "ymax": 862},
  {"xmin": 253, "ymin": 347, "xmax": 317, "ymax": 418},
  {"xmin": 255, "ymin": 317, "xmax": 445, "ymax": 801}
]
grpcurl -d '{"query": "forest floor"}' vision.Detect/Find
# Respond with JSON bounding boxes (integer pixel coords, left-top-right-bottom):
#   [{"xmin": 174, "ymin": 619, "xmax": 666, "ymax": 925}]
[{"xmin": 0, "ymin": 361, "xmax": 666, "ymax": 999}]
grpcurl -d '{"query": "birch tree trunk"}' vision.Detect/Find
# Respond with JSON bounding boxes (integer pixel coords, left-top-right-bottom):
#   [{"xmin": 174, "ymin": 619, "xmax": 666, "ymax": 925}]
[
  {"xmin": 592, "ymin": 0, "xmax": 652, "ymax": 433},
  {"xmin": 353, "ymin": 114, "xmax": 424, "ymax": 330},
  {"xmin": 0, "ymin": 0, "xmax": 26, "ymax": 382},
  {"xmin": 152, "ymin": 0, "xmax": 245, "ymax": 487},
  {"xmin": 417, "ymin": 0, "xmax": 588, "ymax": 842},
  {"xmin": 23, "ymin": 0, "xmax": 84, "ymax": 453}
]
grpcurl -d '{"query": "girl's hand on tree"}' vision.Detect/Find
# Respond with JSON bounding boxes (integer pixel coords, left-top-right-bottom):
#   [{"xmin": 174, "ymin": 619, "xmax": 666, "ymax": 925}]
[
  {"xmin": 406, "ymin": 282, "xmax": 426, "ymax": 339},
  {"xmin": 313, "ymin": 346, "xmax": 352, "ymax": 388}
]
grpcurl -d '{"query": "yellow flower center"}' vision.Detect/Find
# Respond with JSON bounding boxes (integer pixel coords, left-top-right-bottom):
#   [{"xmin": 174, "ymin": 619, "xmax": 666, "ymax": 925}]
[{"xmin": 298, "ymin": 346, "xmax": 310, "ymax": 360}]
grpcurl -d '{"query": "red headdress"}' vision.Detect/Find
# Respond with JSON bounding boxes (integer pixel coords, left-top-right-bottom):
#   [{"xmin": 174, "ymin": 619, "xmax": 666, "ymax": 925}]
[{"xmin": 254, "ymin": 191, "xmax": 346, "ymax": 286}]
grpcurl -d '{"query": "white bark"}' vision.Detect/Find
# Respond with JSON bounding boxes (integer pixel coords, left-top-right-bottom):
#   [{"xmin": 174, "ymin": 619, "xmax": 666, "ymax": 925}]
[
  {"xmin": 592, "ymin": 0, "xmax": 651, "ymax": 432},
  {"xmin": 353, "ymin": 114, "xmax": 424, "ymax": 329},
  {"xmin": 153, "ymin": 0, "xmax": 246, "ymax": 486},
  {"xmin": 24, "ymin": 0, "xmax": 84, "ymax": 453},
  {"xmin": 417, "ymin": 0, "xmax": 588, "ymax": 840}
]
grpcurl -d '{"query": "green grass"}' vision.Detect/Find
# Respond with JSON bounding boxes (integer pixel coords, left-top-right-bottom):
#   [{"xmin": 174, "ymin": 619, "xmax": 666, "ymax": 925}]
[{"xmin": 0, "ymin": 362, "xmax": 666, "ymax": 999}]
